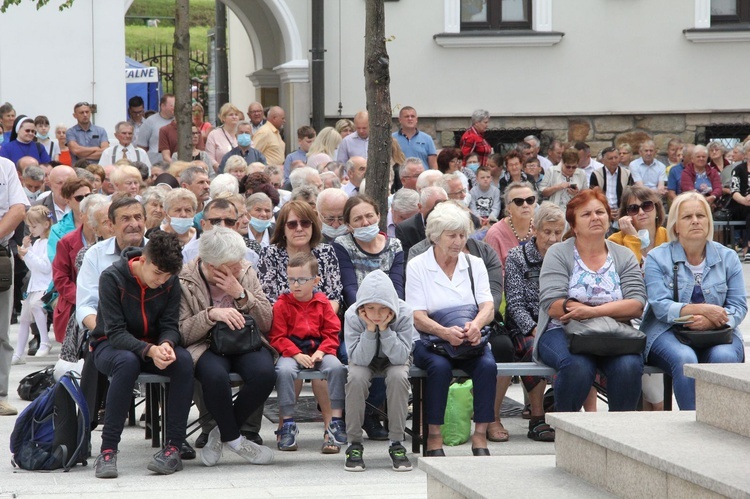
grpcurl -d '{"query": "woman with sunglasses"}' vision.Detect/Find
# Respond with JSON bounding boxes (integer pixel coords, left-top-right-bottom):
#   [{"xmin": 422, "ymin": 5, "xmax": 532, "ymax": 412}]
[
  {"xmin": 504, "ymin": 201, "xmax": 565, "ymax": 441},
  {"xmin": 609, "ymin": 186, "xmax": 668, "ymax": 411},
  {"xmin": 0, "ymin": 115, "xmax": 51, "ymax": 164},
  {"xmin": 47, "ymin": 177, "xmax": 93, "ymax": 263},
  {"xmin": 485, "ymin": 181, "xmax": 537, "ymax": 269},
  {"xmin": 536, "ymin": 188, "xmax": 646, "ymax": 412}
]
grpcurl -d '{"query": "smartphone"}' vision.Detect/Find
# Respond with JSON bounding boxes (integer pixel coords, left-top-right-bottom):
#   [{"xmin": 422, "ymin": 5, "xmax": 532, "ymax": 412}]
[{"xmin": 569, "ymin": 184, "xmax": 578, "ymax": 190}]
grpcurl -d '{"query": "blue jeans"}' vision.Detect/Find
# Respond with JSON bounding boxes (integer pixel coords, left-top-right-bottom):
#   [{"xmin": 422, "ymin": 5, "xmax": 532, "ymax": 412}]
[
  {"xmin": 648, "ymin": 330, "xmax": 744, "ymax": 410},
  {"xmin": 537, "ymin": 327, "xmax": 643, "ymax": 412}
]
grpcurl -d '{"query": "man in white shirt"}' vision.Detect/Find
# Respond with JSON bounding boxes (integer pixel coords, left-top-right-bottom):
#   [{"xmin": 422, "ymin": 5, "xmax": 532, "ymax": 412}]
[
  {"xmin": 630, "ymin": 140, "xmax": 667, "ymax": 196},
  {"xmin": 342, "ymin": 157, "xmax": 367, "ymax": 196},
  {"xmin": 539, "ymin": 148, "xmax": 589, "ymax": 211},
  {"xmin": 337, "ymin": 111, "xmax": 369, "ymax": 163},
  {"xmin": 589, "ymin": 146, "xmax": 633, "ymax": 215},
  {"xmin": 574, "ymin": 142, "xmax": 603, "ymax": 180},
  {"xmin": 99, "ymin": 122, "xmax": 152, "ymax": 170},
  {"xmin": 136, "ymin": 94, "xmax": 175, "ymax": 164}
]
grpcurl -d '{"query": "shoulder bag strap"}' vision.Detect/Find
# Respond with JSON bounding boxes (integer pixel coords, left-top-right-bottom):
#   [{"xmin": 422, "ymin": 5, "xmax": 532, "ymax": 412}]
[
  {"xmin": 672, "ymin": 262, "xmax": 679, "ymax": 302},
  {"xmin": 464, "ymin": 253, "xmax": 479, "ymax": 308}
]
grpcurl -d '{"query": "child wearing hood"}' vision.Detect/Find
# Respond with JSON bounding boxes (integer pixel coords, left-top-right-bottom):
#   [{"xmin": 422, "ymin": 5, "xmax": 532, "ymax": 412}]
[{"xmin": 343, "ymin": 269, "xmax": 415, "ymax": 472}]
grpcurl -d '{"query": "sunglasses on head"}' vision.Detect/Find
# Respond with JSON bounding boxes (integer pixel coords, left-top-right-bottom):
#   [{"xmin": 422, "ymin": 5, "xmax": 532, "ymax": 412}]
[
  {"xmin": 510, "ymin": 196, "xmax": 536, "ymax": 207},
  {"xmin": 626, "ymin": 200, "xmax": 655, "ymax": 216},
  {"xmin": 285, "ymin": 219, "xmax": 313, "ymax": 230},
  {"xmin": 73, "ymin": 193, "xmax": 92, "ymax": 203},
  {"xmin": 208, "ymin": 217, "xmax": 237, "ymax": 227}
]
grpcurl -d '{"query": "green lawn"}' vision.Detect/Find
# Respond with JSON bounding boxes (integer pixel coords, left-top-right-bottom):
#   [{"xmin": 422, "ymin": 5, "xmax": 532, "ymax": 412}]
[
  {"xmin": 125, "ymin": 0, "xmax": 215, "ymax": 28},
  {"xmin": 126, "ymin": 25, "xmax": 210, "ymax": 55}
]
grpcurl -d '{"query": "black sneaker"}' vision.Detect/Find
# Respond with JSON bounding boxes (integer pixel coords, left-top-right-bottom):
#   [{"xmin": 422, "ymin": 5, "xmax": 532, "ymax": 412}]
[
  {"xmin": 180, "ymin": 441, "xmax": 196, "ymax": 460},
  {"xmin": 147, "ymin": 444, "xmax": 184, "ymax": 475},
  {"xmin": 388, "ymin": 443, "xmax": 413, "ymax": 472},
  {"xmin": 344, "ymin": 443, "xmax": 365, "ymax": 472},
  {"xmin": 195, "ymin": 432, "xmax": 209, "ymax": 449},
  {"xmin": 240, "ymin": 430, "xmax": 264, "ymax": 446},
  {"xmin": 94, "ymin": 450, "xmax": 118, "ymax": 479},
  {"xmin": 362, "ymin": 414, "xmax": 388, "ymax": 441}
]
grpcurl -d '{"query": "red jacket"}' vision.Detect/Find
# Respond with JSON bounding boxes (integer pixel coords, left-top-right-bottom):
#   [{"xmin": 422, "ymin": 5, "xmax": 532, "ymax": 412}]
[
  {"xmin": 680, "ymin": 163, "xmax": 722, "ymax": 199},
  {"xmin": 460, "ymin": 126, "xmax": 492, "ymax": 166},
  {"xmin": 269, "ymin": 291, "xmax": 341, "ymax": 357},
  {"xmin": 51, "ymin": 226, "xmax": 84, "ymax": 343}
]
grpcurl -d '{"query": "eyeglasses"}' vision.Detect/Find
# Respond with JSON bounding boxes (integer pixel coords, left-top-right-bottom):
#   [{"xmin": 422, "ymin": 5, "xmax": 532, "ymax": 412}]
[
  {"xmin": 626, "ymin": 200, "xmax": 655, "ymax": 216},
  {"xmin": 73, "ymin": 193, "xmax": 92, "ymax": 203},
  {"xmin": 22, "ymin": 129, "xmax": 36, "ymax": 134},
  {"xmin": 286, "ymin": 219, "xmax": 313, "ymax": 230},
  {"xmin": 207, "ymin": 217, "xmax": 238, "ymax": 227},
  {"xmin": 322, "ymin": 215, "xmax": 345, "ymax": 224},
  {"xmin": 288, "ymin": 276, "xmax": 316, "ymax": 286},
  {"xmin": 510, "ymin": 196, "xmax": 537, "ymax": 207}
]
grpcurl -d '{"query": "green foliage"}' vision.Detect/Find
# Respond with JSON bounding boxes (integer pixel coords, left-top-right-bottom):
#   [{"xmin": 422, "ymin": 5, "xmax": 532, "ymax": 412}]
[
  {"xmin": 0, "ymin": 0, "xmax": 74, "ymax": 13},
  {"xmin": 126, "ymin": 25, "xmax": 209, "ymax": 54}
]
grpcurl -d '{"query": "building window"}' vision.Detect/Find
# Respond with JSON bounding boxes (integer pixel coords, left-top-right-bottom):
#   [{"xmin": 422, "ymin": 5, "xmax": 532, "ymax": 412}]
[
  {"xmin": 460, "ymin": 0, "xmax": 532, "ymax": 30},
  {"xmin": 710, "ymin": 0, "xmax": 750, "ymax": 24}
]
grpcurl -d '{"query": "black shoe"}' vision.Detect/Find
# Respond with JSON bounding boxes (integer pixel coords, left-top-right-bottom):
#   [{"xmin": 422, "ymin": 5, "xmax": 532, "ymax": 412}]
[
  {"xmin": 180, "ymin": 441, "xmax": 196, "ymax": 460},
  {"xmin": 388, "ymin": 443, "xmax": 413, "ymax": 472},
  {"xmin": 147, "ymin": 444, "xmax": 183, "ymax": 475},
  {"xmin": 240, "ymin": 431, "xmax": 263, "ymax": 446},
  {"xmin": 27, "ymin": 334, "xmax": 40, "ymax": 357},
  {"xmin": 471, "ymin": 447, "xmax": 491, "ymax": 456},
  {"xmin": 94, "ymin": 450, "xmax": 118, "ymax": 479},
  {"xmin": 195, "ymin": 432, "xmax": 209, "ymax": 449},
  {"xmin": 424, "ymin": 448, "xmax": 445, "ymax": 457},
  {"xmin": 344, "ymin": 443, "xmax": 365, "ymax": 472},
  {"xmin": 362, "ymin": 414, "xmax": 388, "ymax": 441}
]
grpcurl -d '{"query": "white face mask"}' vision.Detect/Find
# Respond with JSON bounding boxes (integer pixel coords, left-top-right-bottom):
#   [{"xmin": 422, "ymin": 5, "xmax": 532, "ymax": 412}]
[
  {"xmin": 637, "ymin": 229, "xmax": 650, "ymax": 249},
  {"xmin": 169, "ymin": 217, "xmax": 194, "ymax": 235},
  {"xmin": 352, "ymin": 224, "xmax": 380, "ymax": 242},
  {"xmin": 321, "ymin": 223, "xmax": 348, "ymax": 239},
  {"xmin": 24, "ymin": 187, "xmax": 40, "ymax": 203}
]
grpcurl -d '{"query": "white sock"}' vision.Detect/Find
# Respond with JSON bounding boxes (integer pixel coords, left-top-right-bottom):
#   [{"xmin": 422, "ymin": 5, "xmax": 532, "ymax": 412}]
[{"xmin": 227, "ymin": 436, "xmax": 243, "ymax": 450}]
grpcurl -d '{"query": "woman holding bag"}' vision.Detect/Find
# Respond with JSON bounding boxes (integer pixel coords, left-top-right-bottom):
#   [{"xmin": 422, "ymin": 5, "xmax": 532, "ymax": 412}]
[{"xmin": 641, "ymin": 192, "xmax": 746, "ymax": 410}]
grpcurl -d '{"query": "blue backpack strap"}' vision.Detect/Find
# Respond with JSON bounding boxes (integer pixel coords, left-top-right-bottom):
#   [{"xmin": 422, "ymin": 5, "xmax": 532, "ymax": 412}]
[{"xmin": 58, "ymin": 373, "xmax": 90, "ymax": 471}]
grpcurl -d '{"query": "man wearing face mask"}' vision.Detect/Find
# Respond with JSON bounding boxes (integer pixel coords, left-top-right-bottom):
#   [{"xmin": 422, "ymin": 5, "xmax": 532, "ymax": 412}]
[
  {"xmin": 21, "ymin": 165, "xmax": 45, "ymax": 204},
  {"xmin": 317, "ymin": 188, "xmax": 350, "ymax": 244},
  {"xmin": 217, "ymin": 121, "xmax": 267, "ymax": 174}
]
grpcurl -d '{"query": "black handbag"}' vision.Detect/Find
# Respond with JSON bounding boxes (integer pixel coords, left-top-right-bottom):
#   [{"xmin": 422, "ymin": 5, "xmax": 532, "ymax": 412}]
[
  {"xmin": 199, "ymin": 262, "xmax": 263, "ymax": 356},
  {"xmin": 564, "ymin": 316, "xmax": 646, "ymax": 356},
  {"xmin": 671, "ymin": 263, "xmax": 733, "ymax": 348},
  {"xmin": 17, "ymin": 365, "xmax": 56, "ymax": 401},
  {"xmin": 0, "ymin": 245, "xmax": 12, "ymax": 292}
]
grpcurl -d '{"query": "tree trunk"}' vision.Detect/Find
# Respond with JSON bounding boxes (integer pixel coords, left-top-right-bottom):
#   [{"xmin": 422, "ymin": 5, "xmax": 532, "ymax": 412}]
[
  {"xmin": 364, "ymin": 0, "xmax": 392, "ymax": 232},
  {"xmin": 174, "ymin": 0, "xmax": 192, "ymax": 161}
]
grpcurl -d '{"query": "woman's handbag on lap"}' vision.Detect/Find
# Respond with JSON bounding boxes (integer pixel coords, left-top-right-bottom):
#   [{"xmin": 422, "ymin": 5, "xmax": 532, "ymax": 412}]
[
  {"xmin": 564, "ymin": 316, "xmax": 646, "ymax": 356},
  {"xmin": 208, "ymin": 315, "xmax": 262, "ymax": 356}
]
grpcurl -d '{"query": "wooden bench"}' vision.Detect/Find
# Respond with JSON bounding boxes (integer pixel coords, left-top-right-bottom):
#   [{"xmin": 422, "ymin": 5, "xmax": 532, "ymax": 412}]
[{"xmin": 135, "ymin": 363, "xmax": 670, "ymax": 453}]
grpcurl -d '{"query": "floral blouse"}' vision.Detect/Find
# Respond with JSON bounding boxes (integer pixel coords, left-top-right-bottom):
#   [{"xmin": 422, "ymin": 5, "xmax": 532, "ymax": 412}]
[
  {"xmin": 504, "ymin": 237, "xmax": 542, "ymax": 337},
  {"xmin": 257, "ymin": 243, "xmax": 342, "ymax": 305}
]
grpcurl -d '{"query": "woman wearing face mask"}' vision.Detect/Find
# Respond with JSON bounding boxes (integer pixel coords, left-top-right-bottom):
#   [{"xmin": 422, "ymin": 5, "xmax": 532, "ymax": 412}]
[
  {"xmin": 34, "ymin": 115, "xmax": 60, "ymax": 161},
  {"xmin": 246, "ymin": 192, "xmax": 275, "ymax": 248},
  {"xmin": 0, "ymin": 115, "xmax": 51, "ymax": 164},
  {"xmin": 332, "ymin": 195, "xmax": 405, "ymax": 309},
  {"xmin": 158, "ymin": 188, "xmax": 198, "ymax": 246}
]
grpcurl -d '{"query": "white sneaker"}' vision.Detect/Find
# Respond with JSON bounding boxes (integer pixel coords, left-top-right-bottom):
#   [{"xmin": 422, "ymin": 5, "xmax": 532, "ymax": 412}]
[
  {"xmin": 11, "ymin": 354, "xmax": 25, "ymax": 365},
  {"xmin": 36, "ymin": 343, "xmax": 52, "ymax": 357},
  {"xmin": 228, "ymin": 436, "xmax": 274, "ymax": 465},
  {"xmin": 0, "ymin": 399, "xmax": 18, "ymax": 416},
  {"xmin": 200, "ymin": 426, "xmax": 223, "ymax": 467}
]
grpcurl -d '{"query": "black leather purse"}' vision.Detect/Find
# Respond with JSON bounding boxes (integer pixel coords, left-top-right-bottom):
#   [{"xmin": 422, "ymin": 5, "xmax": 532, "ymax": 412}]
[
  {"xmin": 671, "ymin": 263, "xmax": 733, "ymax": 348},
  {"xmin": 564, "ymin": 316, "xmax": 646, "ymax": 356}
]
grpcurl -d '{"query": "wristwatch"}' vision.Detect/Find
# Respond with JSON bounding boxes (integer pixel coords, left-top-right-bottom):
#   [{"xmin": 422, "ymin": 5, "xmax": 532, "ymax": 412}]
[{"xmin": 235, "ymin": 290, "xmax": 246, "ymax": 301}]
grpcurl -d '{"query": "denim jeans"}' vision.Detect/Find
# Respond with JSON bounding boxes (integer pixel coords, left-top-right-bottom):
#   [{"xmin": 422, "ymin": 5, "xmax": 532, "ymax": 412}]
[
  {"xmin": 648, "ymin": 330, "xmax": 744, "ymax": 410},
  {"xmin": 537, "ymin": 327, "xmax": 643, "ymax": 412}
]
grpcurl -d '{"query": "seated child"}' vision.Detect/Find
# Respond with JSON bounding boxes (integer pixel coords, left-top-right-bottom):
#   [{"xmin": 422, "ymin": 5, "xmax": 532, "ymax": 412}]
[
  {"xmin": 343, "ymin": 270, "xmax": 414, "ymax": 472},
  {"xmin": 269, "ymin": 252, "xmax": 347, "ymax": 453},
  {"xmin": 469, "ymin": 166, "xmax": 501, "ymax": 226}
]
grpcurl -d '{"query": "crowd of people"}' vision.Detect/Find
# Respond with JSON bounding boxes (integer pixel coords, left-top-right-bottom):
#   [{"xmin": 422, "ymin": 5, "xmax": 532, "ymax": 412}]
[{"xmin": 0, "ymin": 99, "xmax": 746, "ymax": 479}]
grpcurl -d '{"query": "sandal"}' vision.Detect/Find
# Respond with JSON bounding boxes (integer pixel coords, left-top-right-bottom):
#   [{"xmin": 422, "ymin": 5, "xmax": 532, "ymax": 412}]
[
  {"xmin": 527, "ymin": 419, "xmax": 555, "ymax": 442},
  {"xmin": 321, "ymin": 432, "xmax": 340, "ymax": 454},
  {"xmin": 486, "ymin": 420, "xmax": 509, "ymax": 442}
]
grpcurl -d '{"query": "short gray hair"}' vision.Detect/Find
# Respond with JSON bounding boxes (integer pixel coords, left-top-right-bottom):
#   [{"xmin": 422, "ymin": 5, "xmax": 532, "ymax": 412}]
[
  {"xmin": 503, "ymin": 181, "xmax": 536, "ymax": 215},
  {"xmin": 163, "ymin": 187, "xmax": 197, "ymax": 214},
  {"xmin": 290, "ymin": 166, "xmax": 319, "ymax": 189},
  {"xmin": 179, "ymin": 165, "xmax": 208, "ymax": 185},
  {"xmin": 199, "ymin": 226, "xmax": 248, "ymax": 266},
  {"xmin": 419, "ymin": 185, "xmax": 448, "ymax": 207},
  {"xmin": 264, "ymin": 164, "xmax": 281, "ymax": 177},
  {"xmin": 425, "ymin": 200, "xmax": 471, "ymax": 244},
  {"xmin": 438, "ymin": 173, "xmax": 462, "ymax": 193},
  {"xmin": 115, "ymin": 121, "xmax": 134, "ymax": 134},
  {"xmin": 22, "ymin": 164, "xmax": 44, "ymax": 182},
  {"xmin": 391, "ymin": 188, "xmax": 419, "ymax": 215},
  {"xmin": 82, "ymin": 194, "xmax": 110, "ymax": 228},
  {"xmin": 416, "ymin": 169, "xmax": 443, "ymax": 191},
  {"xmin": 141, "ymin": 187, "xmax": 165, "ymax": 207},
  {"xmin": 320, "ymin": 171, "xmax": 341, "ymax": 188},
  {"xmin": 533, "ymin": 201, "xmax": 565, "ymax": 232},
  {"xmin": 209, "ymin": 173, "xmax": 239, "ymax": 198},
  {"xmin": 693, "ymin": 144, "xmax": 709, "ymax": 156},
  {"xmin": 75, "ymin": 168, "xmax": 97, "ymax": 184},
  {"xmin": 708, "ymin": 141, "xmax": 725, "ymax": 153},
  {"xmin": 246, "ymin": 192, "xmax": 272, "ymax": 210},
  {"xmin": 524, "ymin": 135, "xmax": 540, "ymax": 148},
  {"xmin": 471, "ymin": 109, "xmax": 490, "ymax": 125},
  {"xmin": 400, "ymin": 157, "xmax": 424, "ymax": 177},
  {"xmin": 316, "ymin": 186, "xmax": 349, "ymax": 212},
  {"xmin": 290, "ymin": 185, "xmax": 319, "ymax": 204}
]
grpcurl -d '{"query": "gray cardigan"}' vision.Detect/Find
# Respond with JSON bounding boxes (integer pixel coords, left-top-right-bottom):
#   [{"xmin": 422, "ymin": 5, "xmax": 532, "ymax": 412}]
[{"xmin": 534, "ymin": 238, "xmax": 647, "ymax": 362}]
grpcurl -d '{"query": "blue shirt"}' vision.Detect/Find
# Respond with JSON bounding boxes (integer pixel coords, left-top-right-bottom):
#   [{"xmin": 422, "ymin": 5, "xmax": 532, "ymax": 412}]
[
  {"xmin": 629, "ymin": 158, "xmax": 666, "ymax": 189},
  {"xmin": 666, "ymin": 163, "xmax": 684, "ymax": 194},
  {"xmin": 66, "ymin": 123, "xmax": 109, "ymax": 164},
  {"xmin": 283, "ymin": 148, "xmax": 308, "ymax": 181},
  {"xmin": 336, "ymin": 133, "xmax": 369, "ymax": 163},
  {"xmin": 393, "ymin": 129, "xmax": 436, "ymax": 169},
  {"xmin": 0, "ymin": 140, "xmax": 51, "ymax": 164}
]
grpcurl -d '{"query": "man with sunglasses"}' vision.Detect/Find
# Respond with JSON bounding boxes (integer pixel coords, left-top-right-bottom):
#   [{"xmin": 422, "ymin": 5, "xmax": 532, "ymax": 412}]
[
  {"xmin": 589, "ymin": 146, "xmax": 633, "ymax": 216},
  {"xmin": 66, "ymin": 102, "xmax": 110, "ymax": 164},
  {"xmin": 539, "ymin": 148, "xmax": 588, "ymax": 211}
]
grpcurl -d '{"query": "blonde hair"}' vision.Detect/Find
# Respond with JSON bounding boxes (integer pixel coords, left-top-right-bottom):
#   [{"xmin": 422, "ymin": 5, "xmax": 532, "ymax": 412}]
[
  {"xmin": 307, "ymin": 127, "xmax": 342, "ymax": 157},
  {"xmin": 666, "ymin": 192, "xmax": 714, "ymax": 242},
  {"xmin": 111, "ymin": 165, "xmax": 141, "ymax": 185},
  {"xmin": 168, "ymin": 160, "xmax": 192, "ymax": 179},
  {"xmin": 224, "ymin": 155, "xmax": 248, "ymax": 174},
  {"xmin": 25, "ymin": 205, "xmax": 52, "ymax": 237},
  {"xmin": 218, "ymin": 103, "xmax": 241, "ymax": 122}
]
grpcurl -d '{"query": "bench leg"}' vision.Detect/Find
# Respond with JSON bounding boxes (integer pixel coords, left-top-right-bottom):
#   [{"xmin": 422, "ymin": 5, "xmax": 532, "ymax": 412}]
[
  {"xmin": 160, "ymin": 383, "xmax": 168, "ymax": 448},
  {"xmin": 410, "ymin": 378, "xmax": 422, "ymax": 454},
  {"xmin": 148, "ymin": 383, "xmax": 161, "ymax": 448},
  {"xmin": 144, "ymin": 384, "xmax": 152, "ymax": 440},
  {"xmin": 128, "ymin": 396, "xmax": 136, "ymax": 426},
  {"xmin": 663, "ymin": 373, "xmax": 673, "ymax": 411}
]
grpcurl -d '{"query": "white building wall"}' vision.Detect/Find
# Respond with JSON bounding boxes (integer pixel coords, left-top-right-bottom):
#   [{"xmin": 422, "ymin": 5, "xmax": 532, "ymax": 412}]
[
  {"xmin": 0, "ymin": 0, "xmax": 126, "ymax": 134},
  {"xmin": 321, "ymin": 0, "xmax": 750, "ymax": 118},
  {"xmin": 228, "ymin": 9, "xmax": 256, "ymax": 110}
]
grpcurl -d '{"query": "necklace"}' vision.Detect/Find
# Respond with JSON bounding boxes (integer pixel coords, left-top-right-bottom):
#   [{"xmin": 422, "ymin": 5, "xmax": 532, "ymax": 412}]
[{"xmin": 508, "ymin": 217, "xmax": 532, "ymax": 243}]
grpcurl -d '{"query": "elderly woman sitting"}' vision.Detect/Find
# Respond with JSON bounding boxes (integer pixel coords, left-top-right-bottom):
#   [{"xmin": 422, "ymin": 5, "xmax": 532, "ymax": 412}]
[
  {"xmin": 142, "ymin": 187, "xmax": 166, "ymax": 232},
  {"xmin": 155, "ymin": 188, "xmax": 198, "ymax": 245},
  {"xmin": 406, "ymin": 202, "xmax": 497, "ymax": 457},
  {"xmin": 179, "ymin": 227, "xmax": 276, "ymax": 466},
  {"xmin": 504, "ymin": 202, "xmax": 565, "ymax": 441}
]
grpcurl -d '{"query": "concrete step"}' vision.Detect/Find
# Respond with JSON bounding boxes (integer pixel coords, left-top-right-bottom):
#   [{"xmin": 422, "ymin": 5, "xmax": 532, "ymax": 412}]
[
  {"xmin": 418, "ymin": 455, "xmax": 614, "ymax": 499},
  {"xmin": 547, "ymin": 411, "xmax": 750, "ymax": 498},
  {"xmin": 685, "ymin": 363, "xmax": 750, "ymax": 438}
]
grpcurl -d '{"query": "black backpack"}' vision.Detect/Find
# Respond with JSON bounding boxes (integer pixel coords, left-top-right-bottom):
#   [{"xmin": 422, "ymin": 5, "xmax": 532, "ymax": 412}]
[{"xmin": 10, "ymin": 372, "xmax": 90, "ymax": 471}]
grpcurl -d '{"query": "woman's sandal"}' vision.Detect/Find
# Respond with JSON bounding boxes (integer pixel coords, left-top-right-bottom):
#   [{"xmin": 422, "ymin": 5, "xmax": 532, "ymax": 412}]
[
  {"xmin": 486, "ymin": 420, "xmax": 510, "ymax": 442},
  {"xmin": 527, "ymin": 419, "xmax": 555, "ymax": 442},
  {"xmin": 321, "ymin": 432, "xmax": 340, "ymax": 454}
]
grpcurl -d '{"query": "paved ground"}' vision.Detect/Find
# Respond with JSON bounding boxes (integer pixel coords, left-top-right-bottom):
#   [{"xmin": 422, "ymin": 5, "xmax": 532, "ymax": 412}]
[{"xmin": 2, "ymin": 262, "xmax": 750, "ymax": 498}]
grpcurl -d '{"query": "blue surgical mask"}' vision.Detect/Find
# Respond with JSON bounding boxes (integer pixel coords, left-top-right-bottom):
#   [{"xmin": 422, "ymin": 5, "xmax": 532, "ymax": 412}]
[
  {"xmin": 249, "ymin": 216, "xmax": 272, "ymax": 233},
  {"xmin": 466, "ymin": 162, "xmax": 480, "ymax": 173},
  {"xmin": 637, "ymin": 229, "xmax": 650, "ymax": 249},
  {"xmin": 353, "ymin": 224, "xmax": 380, "ymax": 242},
  {"xmin": 321, "ymin": 223, "xmax": 349, "ymax": 240},
  {"xmin": 237, "ymin": 133, "xmax": 252, "ymax": 148},
  {"xmin": 36, "ymin": 133, "xmax": 49, "ymax": 140},
  {"xmin": 169, "ymin": 217, "xmax": 194, "ymax": 235}
]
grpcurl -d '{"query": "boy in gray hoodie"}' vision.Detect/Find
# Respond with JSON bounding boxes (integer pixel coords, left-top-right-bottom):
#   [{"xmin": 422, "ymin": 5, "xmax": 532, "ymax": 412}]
[{"xmin": 343, "ymin": 270, "xmax": 416, "ymax": 472}]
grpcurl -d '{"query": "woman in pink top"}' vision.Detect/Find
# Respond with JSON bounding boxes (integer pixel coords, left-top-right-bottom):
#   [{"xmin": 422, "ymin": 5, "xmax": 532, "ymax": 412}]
[
  {"xmin": 205, "ymin": 103, "xmax": 241, "ymax": 173},
  {"xmin": 484, "ymin": 181, "xmax": 537, "ymax": 270}
]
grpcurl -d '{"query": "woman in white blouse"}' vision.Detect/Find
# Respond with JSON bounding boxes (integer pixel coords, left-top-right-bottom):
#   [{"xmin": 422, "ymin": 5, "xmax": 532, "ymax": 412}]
[{"xmin": 406, "ymin": 202, "xmax": 497, "ymax": 457}]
